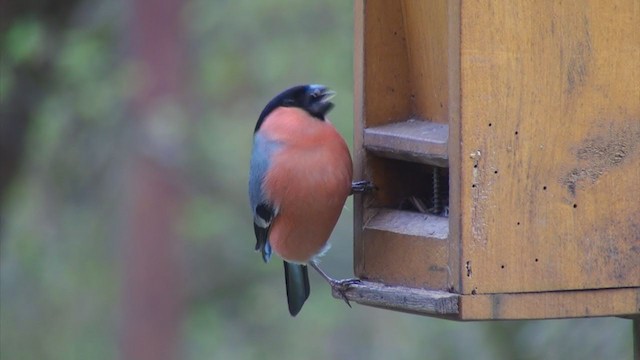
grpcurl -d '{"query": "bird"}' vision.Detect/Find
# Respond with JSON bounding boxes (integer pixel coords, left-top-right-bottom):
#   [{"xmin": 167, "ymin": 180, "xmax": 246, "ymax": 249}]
[{"xmin": 249, "ymin": 84, "xmax": 371, "ymax": 316}]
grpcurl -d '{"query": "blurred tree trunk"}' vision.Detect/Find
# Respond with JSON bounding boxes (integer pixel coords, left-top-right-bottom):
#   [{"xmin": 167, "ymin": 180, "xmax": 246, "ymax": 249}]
[
  {"xmin": 121, "ymin": 0, "xmax": 186, "ymax": 359},
  {"xmin": 0, "ymin": 0, "xmax": 80, "ymax": 232}
]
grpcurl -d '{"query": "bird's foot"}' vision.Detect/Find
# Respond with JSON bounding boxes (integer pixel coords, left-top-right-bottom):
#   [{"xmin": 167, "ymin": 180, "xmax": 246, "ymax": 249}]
[
  {"xmin": 329, "ymin": 278, "xmax": 361, "ymax": 307},
  {"xmin": 351, "ymin": 180, "xmax": 375, "ymax": 195},
  {"xmin": 308, "ymin": 261, "xmax": 361, "ymax": 308}
]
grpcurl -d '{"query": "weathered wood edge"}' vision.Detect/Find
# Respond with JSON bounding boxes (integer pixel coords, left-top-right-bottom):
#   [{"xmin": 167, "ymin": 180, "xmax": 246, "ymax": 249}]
[
  {"xmin": 331, "ymin": 280, "xmax": 459, "ymax": 315},
  {"xmin": 364, "ymin": 119, "xmax": 449, "ymax": 167},
  {"xmin": 333, "ymin": 282, "xmax": 639, "ymax": 320},
  {"xmin": 365, "ymin": 208, "xmax": 449, "ymax": 239},
  {"xmin": 459, "ymin": 287, "xmax": 640, "ymax": 320},
  {"xmin": 353, "ymin": 0, "xmax": 366, "ymax": 281}
]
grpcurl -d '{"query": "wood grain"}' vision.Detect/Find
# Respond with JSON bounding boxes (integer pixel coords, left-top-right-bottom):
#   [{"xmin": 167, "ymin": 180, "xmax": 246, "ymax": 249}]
[
  {"xmin": 353, "ymin": 0, "xmax": 366, "ymax": 279},
  {"xmin": 331, "ymin": 280, "xmax": 459, "ymax": 316},
  {"xmin": 364, "ymin": 120, "xmax": 449, "ymax": 167},
  {"xmin": 401, "ymin": 0, "xmax": 450, "ymax": 124},
  {"xmin": 458, "ymin": 0, "xmax": 640, "ymax": 295},
  {"xmin": 459, "ymin": 287, "xmax": 640, "ymax": 320},
  {"xmin": 446, "ymin": 0, "xmax": 463, "ymax": 295},
  {"xmin": 360, "ymin": 209, "xmax": 451, "ymax": 290},
  {"xmin": 332, "ymin": 282, "xmax": 638, "ymax": 320},
  {"xmin": 362, "ymin": 0, "xmax": 411, "ymax": 127},
  {"xmin": 361, "ymin": 225, "xmax": 451, "ymax": 290}
]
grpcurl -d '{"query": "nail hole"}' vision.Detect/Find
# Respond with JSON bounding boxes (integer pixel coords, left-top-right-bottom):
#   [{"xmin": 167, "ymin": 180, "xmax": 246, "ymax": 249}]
[
  {"xmin": 517, "ymin": 222, "xmax": 520, "ymax": 226},
  {"xmin": 543, "ymin": 186, "xmax": 547, "ymax": 190},
  {"xmin": 535, "ymin": 258, "xmax": 539, "ymax": 262},
  {"xmin": 474, "ymin": 164, "xmax": 478, "ymax": 168},
  {"xmin": 573, "ymin": 204, "xmax": 578, "ymax": 208},
  {"xmin": 488, "ymin": 123, "xmax": 493, "ymax": 127},
  {"xmin": 515, "ymin": 131, "xmax": 519, "ymax": 135},
  {"xmin": 472, "ymin": 184, "xmax": 476, "ymax": 188},
  {"xmin": 494, "ymin": 170, "xmax": 498, "ymax": 174},
  {"xmin": 471, "ymin": 288, "xmax": 477, "ymax": 295},
  {"xmin": 500, "ymin": 265, "xmax": 505, "ymax": 269}
]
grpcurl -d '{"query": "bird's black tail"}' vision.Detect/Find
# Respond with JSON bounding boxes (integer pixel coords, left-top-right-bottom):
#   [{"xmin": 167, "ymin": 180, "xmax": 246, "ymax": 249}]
[{"xmin": 283, "ymin": 261, "xmax": 310, "ymax": 316}]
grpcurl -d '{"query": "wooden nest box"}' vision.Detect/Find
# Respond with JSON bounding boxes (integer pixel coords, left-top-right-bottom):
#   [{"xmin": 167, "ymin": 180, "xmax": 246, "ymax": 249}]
[{"xmin": 339, "ymin": 0, "xmax": 640, "ymax": 320}]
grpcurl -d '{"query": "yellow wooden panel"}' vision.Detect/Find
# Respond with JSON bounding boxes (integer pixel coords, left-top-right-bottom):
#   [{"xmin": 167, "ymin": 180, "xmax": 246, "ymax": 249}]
[
  {"xmin": 401, "ymin": 0, "xmax": 450, "ymax": 124},
  {"xmin": 362, "ymin": 229, "xmax": 450, "ymax": 290},
  {"xmin": 360, "ymin": 0, "xmax": 452, "ymax": 127},
  {"xmin": 353, "ymin": 0, "xmax": 366, "ymax": 278},
  {"xmin": 355, "ymin": 0, "xmax": 413, "ymax": 277},
  {"xmin": 445, "ymin": 0, "xmax": 462, "ymax": 294},
  {"xmin": 460, "ymin": 287, "xmax": 640, "ymax": 320},
  {"xmin": 362, "ymin": 0, "xmax": 411, "ymax": 127},
  {"xmin": 459, "ymin": 0, "xmax": 640, "ymax": 294}
]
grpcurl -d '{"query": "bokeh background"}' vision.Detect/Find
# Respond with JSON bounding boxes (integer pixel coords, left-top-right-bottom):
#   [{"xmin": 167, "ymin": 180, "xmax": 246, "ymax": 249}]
[{"xmin": 0, "ymin": 0, "xmax": 634, "ymax": 359}]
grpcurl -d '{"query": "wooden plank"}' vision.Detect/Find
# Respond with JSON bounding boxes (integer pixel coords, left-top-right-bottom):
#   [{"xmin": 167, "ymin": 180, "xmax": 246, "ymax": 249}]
[
  {"xmin": 355, "ymin": 0, "xmax": 412, "ymax": 280},
  {"xmin": 459, "ymin": 0, "xmax": 640, "ymax": 295},
  {"xmin": 362, "ymin": 0, "xmax": 411, "ymax": 128},
  {"xmin": 459, "ymin": 287, "xmax": 640, "ymax": 320},
  {"xmin": 353, "ymin": 0, "xmax": 366, "ymax": 278},
  {"xmin": 446, "ymin": 0, "xmax": 463, "ymax": 295},
  {"xmin": 335, "ymin": 282, "xmax": 638, "ymax": 320},
  {"xmin": 360, "ymin": 209, "xmax": 451, "ymax": 291},
  {"xmin": 365, "ymin": 208, "xmax": 448, "ymax": 239},
  {"xmin": 331, "ymin": 280, "xmax": 459, "ymax": 316},
  {"xmin": 361, "ymin": 230, "xmax": 451, "ymax": 290},
  {"xmin": 401, "ymin": 0, "xmax": 450, "ymax": 124},
  {"xmin": 364, "ymin": 120, "xmax": 449, "ymax": 167}
]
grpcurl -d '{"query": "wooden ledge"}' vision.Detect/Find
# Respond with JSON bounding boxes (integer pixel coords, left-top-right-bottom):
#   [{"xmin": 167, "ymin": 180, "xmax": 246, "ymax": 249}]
[
  {"xmin": 460, "ymin": 287, "xmax": 640, "ymax": 320},
  {"xmin": 332, "ymin": 280, "xmax": 459, "ymax": 316},
  {"xmin": 333, "ymin": 281, "xmax": 639, "ymax": 320},
  {"xmin": 364, "ymin": 119, "xmax": 449, "ymax": 167},
  {"xmin": 365, "ymin": 208, "xmax": 449, "ymax": 239}
]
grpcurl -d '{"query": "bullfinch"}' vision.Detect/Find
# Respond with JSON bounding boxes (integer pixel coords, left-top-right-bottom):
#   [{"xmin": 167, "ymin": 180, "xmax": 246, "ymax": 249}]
[{"xmin": 249, "ymin": 84, "xmax": 370, "ymax": 316}]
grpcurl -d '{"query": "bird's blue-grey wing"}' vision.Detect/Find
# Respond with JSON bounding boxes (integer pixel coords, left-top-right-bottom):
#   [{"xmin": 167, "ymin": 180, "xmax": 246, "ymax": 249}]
[{"xmin": 248, "ymin": 133, "xmax": 280, "ymax": 263}]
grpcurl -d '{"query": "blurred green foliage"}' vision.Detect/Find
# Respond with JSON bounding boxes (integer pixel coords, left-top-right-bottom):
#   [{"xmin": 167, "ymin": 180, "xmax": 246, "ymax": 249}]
[{"xmin": 0, "ymin": 1, "xmax": 634, "ymax": 359}]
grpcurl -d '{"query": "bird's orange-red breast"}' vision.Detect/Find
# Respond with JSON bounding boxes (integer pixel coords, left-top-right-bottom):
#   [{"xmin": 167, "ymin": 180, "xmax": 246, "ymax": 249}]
[{"xmin": 260, "ymin": 106, "xmax": 352, "ymax": 263}]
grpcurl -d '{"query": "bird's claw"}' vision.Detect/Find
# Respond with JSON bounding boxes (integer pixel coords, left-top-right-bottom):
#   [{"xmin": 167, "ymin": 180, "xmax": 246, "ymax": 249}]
[
  {"xmin": 351, "ymin": 180, "xmax": 375, "ymax": 195},
  {"xmin": 330, "ymin": 278, "xmax": 361, "ymax": 307}
]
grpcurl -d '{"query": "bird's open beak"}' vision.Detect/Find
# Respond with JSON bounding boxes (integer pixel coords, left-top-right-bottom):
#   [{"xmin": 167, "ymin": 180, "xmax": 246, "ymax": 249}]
[
  {"xmin": 310, "ymin": 87, "xmax": 336, "ymax": 118},
  {"xmin": 319, "ymin": 89, "xmax": 336, "ymax": 104}
]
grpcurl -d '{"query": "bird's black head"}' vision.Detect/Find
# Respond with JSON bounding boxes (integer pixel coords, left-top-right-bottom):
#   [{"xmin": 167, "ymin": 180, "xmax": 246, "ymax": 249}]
[{"xmin": 254, "ymin": 84, "xmax": 335, "ymax": 133}]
